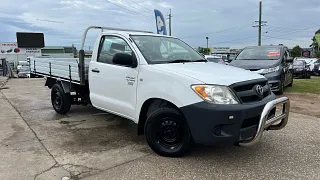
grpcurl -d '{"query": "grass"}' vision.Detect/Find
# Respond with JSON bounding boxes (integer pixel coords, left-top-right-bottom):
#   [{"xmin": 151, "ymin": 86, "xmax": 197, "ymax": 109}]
[{"xmin": 285, "ymin": 77, "xmax": 320, "ymax": 94}]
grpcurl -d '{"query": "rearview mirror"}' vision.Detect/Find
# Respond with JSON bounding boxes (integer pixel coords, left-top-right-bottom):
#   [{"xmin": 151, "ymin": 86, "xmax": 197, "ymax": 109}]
[{"xmin": 112, "ymin": 52, "xmax": 137, "ymax": 68}]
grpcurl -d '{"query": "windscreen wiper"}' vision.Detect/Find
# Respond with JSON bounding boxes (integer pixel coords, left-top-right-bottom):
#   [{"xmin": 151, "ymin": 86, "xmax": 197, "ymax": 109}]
[
  {"xmin": 192, "ymin": 59, "xmax": 207, "ymax": 62},
  {"xmin": 168, "ymin": 60, "xmax": 192, "ymax": 63},
  {"xmin": 168, "ymin": 59, "xmax": 207, "ymax": 63}
]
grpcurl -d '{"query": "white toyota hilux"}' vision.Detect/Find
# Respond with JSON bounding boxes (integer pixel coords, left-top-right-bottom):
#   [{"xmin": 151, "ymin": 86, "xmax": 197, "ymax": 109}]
[{"xmin": 29, "ymin": 26, "xmax": 290, "ymax": 157}]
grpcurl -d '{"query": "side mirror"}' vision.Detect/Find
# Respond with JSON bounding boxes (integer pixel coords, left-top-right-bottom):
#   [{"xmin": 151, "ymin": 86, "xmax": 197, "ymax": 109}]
[{"xmin": 112, "ymin": 52, "xmax": 137, "ymax": 68}]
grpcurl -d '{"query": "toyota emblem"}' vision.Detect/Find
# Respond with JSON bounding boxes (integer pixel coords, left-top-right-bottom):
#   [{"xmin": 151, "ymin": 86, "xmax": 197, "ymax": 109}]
[{"xmin": 255, "ymin": 85, "xmax": 264, "ymax": 96}]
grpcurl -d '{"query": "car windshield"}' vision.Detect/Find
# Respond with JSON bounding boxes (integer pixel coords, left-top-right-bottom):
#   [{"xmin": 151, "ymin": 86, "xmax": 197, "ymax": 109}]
[
  {"xmin": 235, "ymin": 47, "xmax": 281, "ymax": 60},
  {"xmin": 293, "ymin": 60, "xmax": 304, "ymax": 66},
  {"xmin": 130, "ymin": 35, "xmax": 206, "ymax": 64},
  {"xmin": 207, "ymin": 58, "xmax": 222, "ymax": 63}
]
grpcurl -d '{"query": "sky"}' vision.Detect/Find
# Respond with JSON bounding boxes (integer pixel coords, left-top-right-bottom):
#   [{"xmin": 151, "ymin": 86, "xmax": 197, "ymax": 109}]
[{"xmin": 0, "ymin": 0, "xmax": 320, "ymax": 49}]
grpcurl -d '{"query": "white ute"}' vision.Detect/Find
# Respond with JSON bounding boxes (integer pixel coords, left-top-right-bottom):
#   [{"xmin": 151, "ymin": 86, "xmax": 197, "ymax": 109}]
[{"xmin": 30, "ymin": 26, "xmax": 290, "ymax": 157}]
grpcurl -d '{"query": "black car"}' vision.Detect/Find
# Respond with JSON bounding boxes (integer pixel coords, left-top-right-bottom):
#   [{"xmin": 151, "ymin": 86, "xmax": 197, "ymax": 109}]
[
  {"xmin": 292, "ymin": 60, "xmax": 311, "ymax": 78},
  {"xmin": 229, "ymin": 45, "xmax": 293, "ymax": 94}
]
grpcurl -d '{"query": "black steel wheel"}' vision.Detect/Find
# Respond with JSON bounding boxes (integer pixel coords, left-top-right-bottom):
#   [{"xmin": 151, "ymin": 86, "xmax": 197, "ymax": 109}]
[
  {"xmin": 51, "ymin": 83, "xmax": 71, "ymax": 114},
  {"xmin": 144, "ymin": 107, "xmax": 193, "ymax": 157}
]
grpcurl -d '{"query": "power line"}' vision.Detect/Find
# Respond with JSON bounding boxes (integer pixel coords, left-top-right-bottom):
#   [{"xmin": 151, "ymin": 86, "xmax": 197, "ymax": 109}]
[
  {"xmin": 179, "ymin": 22, "xmax": 254, "ymax": 39},
  {"xmin": 105, "ymin": 0, "xmax": 153, "ymax": 18},
  {"xmin": 125, "ymin": 0, "xmax": 154, "ymax": 12},
  {"xmin": 124, "ymin": 0, "xmax": 153, "ymax": 13},
  {"xmin": 263, "ymin": 25, "xmax": 320, "ymax": 40},
  {"xmin": 262, "ymin": 35, "xmax": 311, "ymax": 42}
]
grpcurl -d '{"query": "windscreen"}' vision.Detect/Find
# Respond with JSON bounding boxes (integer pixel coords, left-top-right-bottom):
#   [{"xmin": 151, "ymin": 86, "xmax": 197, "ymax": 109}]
[
  {"xmin": 206, "ymin": 58, "xmax": 219, "ymax": 63},
  {"xmin": 235, "ymin": 47, "xmax": 281, "ymax": 60},
  {"xmin": 130, "ymin": 35, "xmax": 205, "ymax": 64},
  {"xmin": 293, "ymin": 60, "xmax": 304, "ymax": 66}
]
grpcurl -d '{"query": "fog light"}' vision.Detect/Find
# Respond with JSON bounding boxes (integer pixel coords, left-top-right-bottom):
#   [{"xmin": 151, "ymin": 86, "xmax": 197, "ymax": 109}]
[{"xmin": 212, "ymin": 126, "xmax": 222, "ymax": 136}]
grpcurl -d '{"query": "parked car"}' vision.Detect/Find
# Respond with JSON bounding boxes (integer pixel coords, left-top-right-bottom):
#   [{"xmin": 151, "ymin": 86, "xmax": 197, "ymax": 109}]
[
  {"xmin": 292, "ymin": 59, "xmax": 311, "ymax": 78},
  {"xmin": 204, "ymin": 55, "xmax": 226, "ymax": 64},
  {"xmin": 305, "ymin": 58, "xmax": 319, "ymax": 73},
  {"xmin": 29, "ymin": 26, "xmax": 290, "ymax": 157},
  {"xmin": 17, "ymin": 60, "xmax": 29, "ymax": 74},
  {"xmin": 229, "ymin": 45, "xmax": 294, "ymax": 95},
  {"xmin": 312, "ymin": 59, "xmax": 320, "ymax": 76}
]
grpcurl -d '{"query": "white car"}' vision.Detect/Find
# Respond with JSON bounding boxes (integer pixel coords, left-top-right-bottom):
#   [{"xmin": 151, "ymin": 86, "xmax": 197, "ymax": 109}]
[
  {"xmin": 204, "ymin": 55, "xmax": 226, "ymax": 64},
  {"xmin": 295, "ymin": 58, "xmax": 318, "ymax": 72},
  {"xmin": 29, "ymin": 26, "xmax": 290, "ymax": 157}
]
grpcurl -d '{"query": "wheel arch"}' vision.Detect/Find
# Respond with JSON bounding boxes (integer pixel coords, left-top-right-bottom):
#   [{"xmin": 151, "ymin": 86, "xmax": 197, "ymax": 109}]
[
  {"xmin": 45, "ymin": 78, "xmax": 76, "ymax": 93},
  {"xmin": 137, "ymin": 98, "xmax": 183, "ymax": 135}
]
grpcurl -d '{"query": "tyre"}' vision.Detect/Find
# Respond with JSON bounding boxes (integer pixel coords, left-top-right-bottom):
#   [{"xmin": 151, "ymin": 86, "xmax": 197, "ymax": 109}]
[
  {"xmin": 288, "ymin": 76, "xmax": 293, "ymax": 87},
  {"xmin": 51, "ymin": 83, "xmax": 71, "ymax": 114},
  {"xmin": 144, "ymin": 107, "xmax": 193, "ymax": 157},
  {"xmin": 277, "ymin": 80, "xmax": 284, "ymax": 95}
]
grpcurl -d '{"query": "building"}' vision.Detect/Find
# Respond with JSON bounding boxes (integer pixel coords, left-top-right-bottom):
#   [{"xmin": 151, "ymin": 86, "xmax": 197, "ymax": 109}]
[{"xmin": 41, "ymin": 46, "xmax": 76, "ymax": 58}]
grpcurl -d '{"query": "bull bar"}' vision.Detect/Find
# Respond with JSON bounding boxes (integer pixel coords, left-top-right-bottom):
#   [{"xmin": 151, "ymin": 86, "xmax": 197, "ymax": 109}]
[{"xmin": 239, "ymin": 96, "xmax": 290, "ymax": 147}]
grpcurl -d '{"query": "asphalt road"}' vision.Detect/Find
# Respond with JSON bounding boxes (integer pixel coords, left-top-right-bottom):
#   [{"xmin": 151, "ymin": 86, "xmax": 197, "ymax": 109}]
[{"xmin": 0, "ymin": 78, "xmax": 319, "ymax": 180}]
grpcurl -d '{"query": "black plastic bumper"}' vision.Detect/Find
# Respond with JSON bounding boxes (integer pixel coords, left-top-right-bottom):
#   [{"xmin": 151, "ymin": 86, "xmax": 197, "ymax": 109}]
[
  {"xmin": 179, "ymin": 94, "xmax": 276, "ymax": 146},
  {"xmin": 263, "ymin": 71, "xmax": 281, "ymax": 91}
]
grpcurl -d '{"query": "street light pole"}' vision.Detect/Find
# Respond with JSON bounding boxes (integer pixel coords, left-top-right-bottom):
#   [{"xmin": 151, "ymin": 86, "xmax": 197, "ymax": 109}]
[{"xmin": 206, "ymin": 37, "xmax": 209, "ymax": 55}]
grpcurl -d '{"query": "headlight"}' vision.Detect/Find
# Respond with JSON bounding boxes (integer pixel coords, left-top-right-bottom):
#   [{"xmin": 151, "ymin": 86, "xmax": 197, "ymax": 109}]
[
  {"xmin": 191, "ymin": 85, "xmax": 239, "ymax": 104},
  {"xmin": 261, "ymin": 66, "xmax": 280, "ymax": 75}
]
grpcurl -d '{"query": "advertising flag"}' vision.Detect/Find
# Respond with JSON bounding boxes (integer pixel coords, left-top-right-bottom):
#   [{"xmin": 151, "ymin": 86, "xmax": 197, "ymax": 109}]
[{"xmin": 154, "ymin": 9, "xmax": 167, "ymax": 35}]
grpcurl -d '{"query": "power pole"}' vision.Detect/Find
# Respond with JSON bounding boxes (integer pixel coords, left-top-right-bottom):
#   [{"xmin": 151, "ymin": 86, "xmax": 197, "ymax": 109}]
[
  {"xmin": 206, "ymin": 37, "xmax": 209, "ymax": 55},
  {"xmin": 258, "ymin": 1, "xmax": 262, "ymax": 46},
  {"xmin": 168, "ymin": 9, "xmax": 172, "ymax": 36},
  {"xmin": 253, "ymin": 0, "xmax": 267, "ymax": 46}
]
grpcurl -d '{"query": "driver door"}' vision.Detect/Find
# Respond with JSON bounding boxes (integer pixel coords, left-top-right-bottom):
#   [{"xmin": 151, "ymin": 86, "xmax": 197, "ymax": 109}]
[{"xmin": 89, "ymin": 35, "xmax": 139, "ymax": 120}]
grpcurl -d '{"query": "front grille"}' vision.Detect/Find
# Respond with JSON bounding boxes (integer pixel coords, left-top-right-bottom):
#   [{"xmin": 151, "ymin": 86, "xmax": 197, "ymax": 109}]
[{"xmin": 230, "ymin": 79, "xmax": 271, "ymax": 104}]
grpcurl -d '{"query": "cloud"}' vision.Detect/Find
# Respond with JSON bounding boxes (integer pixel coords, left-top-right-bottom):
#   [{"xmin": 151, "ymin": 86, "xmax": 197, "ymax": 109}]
[{"xmin": 0, "ymin": 0, "xmax": 319, "ymax": 49}]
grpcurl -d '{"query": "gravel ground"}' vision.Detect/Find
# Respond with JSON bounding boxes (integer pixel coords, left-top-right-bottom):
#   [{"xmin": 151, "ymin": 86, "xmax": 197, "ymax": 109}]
[{"xmin": 0, "ymin": 78, "xmax": 319, "ymax": 180}]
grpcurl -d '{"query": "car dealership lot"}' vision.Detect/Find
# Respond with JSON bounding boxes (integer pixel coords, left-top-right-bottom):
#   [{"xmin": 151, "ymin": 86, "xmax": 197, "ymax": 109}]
[{"xmin": 0, "ymin": 78, "xmax": 319, "ymax": 180}]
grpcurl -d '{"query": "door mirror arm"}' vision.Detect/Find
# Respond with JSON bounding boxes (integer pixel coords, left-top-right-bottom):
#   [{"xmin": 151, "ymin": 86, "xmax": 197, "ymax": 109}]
[{"xmin": 131, "ymin": 52, "xmax": 138, "ymax": 68}]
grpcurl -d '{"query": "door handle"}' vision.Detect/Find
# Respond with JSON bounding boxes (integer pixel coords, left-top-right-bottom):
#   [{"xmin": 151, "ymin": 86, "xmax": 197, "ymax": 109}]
[{"xmin": 91, "ymin": 68, "xmax": 100, "ymax": 73}]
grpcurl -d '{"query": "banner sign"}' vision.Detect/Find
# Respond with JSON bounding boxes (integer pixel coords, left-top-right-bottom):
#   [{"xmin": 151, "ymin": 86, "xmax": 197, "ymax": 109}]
[
  {"xmin": 0, "ymin": 42, "xmax": 41, "ymax": 55},
  {"xmin": 154, "ymin": 9, "xmax": 167, "ymax": 35}
]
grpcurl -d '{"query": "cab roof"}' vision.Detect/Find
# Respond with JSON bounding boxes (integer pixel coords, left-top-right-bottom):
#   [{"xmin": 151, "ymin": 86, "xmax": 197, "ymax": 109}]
[{"xmin": 100, "ymin": 31, "xmax": 175, "ymax": 38}]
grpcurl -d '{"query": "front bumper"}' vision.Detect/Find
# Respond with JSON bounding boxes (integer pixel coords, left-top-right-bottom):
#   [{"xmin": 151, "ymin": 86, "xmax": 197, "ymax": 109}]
[
  {"xmin": 293, "ymin": 69, "xmax": 306, "ymax": 77},
  {"xmin": 262, "ymin": 71, "xmax": 281, "ymax": 91},
  {"xmin": 180, "ymin": 94, "xmax": 290, "ymax": 146}
]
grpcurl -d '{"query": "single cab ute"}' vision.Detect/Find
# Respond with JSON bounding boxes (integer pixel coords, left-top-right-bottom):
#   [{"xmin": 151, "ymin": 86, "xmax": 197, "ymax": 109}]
[{"xmin": 30, "ymin": 26, "xmax": 290, "ymax": 157}]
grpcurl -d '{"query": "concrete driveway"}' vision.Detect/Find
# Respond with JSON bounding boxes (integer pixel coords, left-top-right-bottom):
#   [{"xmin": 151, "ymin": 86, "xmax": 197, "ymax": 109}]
[{"xmin": 0, "ymin": 78, "xmax": 319, "ymax": 180}]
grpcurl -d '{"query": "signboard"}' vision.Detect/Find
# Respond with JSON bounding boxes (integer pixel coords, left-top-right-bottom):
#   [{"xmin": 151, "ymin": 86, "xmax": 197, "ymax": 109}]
[
  {"xmin": 211, "ymin": 47, "xmax": 230, "ymax": 53},
  {"xmin": 16, "ymin": 32, "xmax": 45, "ymax": 48},
  {"xmin": 0, "ymin": 42, "xmax": 41, "ymax": 55},
  {"xmin": 302, "ymin": 50, "xmax": 311, "ymax": 58},
  {"xmin": 0, "ymin": 43, "xmax": 20, "ymax": 54},
  {"xmin": 154, "ymin": 9, "xmax": 167, "ymax": 35}
]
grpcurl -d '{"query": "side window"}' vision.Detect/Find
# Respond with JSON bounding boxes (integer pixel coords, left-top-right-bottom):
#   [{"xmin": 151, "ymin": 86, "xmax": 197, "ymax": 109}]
[{"xmin": 97, "ymin": 36, "xmax": 132, "ymax": 65}]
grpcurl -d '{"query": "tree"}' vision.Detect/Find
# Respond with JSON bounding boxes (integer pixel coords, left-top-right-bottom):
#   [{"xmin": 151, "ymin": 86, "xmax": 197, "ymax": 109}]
[
  {"xmin": 197, "ymin": 47, "xmax": 211, "ymax": 54},
  {"xmin": 310, "ymin": 29, "xmax": 320, "ymax": 51},
  {"xmin": 291, "ymin": 45, "xmax": 302, "ymax": 58},
  {"xmin": 314, "ymin": 51, "xmax": 320, "ymax": 58}
]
